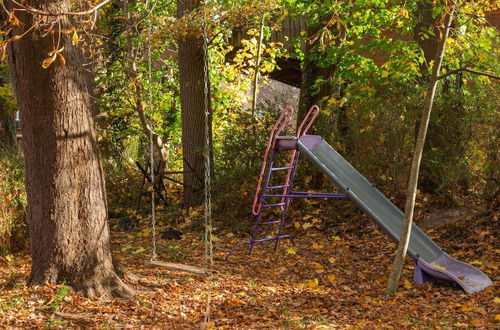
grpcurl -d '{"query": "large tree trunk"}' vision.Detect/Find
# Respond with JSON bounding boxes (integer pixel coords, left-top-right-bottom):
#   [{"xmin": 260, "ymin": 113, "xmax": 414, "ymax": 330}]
[
  {"xmin": 177, "ymin": 0, "xmax": 208, "ymax": 206},
  {"xmin": 6, "ymin": 0, "xmax": 133, "ymax": 298}
]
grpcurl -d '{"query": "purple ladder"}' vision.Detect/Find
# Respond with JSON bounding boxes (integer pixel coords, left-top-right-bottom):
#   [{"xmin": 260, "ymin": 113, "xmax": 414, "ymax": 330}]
[{"xmin": 225, "ymin": 106, "xmax": 347, "ymax": 260}]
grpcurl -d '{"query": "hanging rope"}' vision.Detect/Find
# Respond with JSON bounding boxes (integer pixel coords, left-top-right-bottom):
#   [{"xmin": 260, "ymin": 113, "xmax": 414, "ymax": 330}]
[
  {"xmin": 146, "ymin": 0, "xmax": 157, "ymax": 262},
  {"xmin": 202, "ymin": 0, "xmax": 214, "ymax": 325}
]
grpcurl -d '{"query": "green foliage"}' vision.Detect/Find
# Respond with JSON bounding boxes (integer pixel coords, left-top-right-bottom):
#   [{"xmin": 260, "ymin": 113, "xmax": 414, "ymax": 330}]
[
  {"xmin": 0, "ymin": 148, "xmax": 26, "ymax": 253},
  {"xmin": 0, "ymin": 84, "xmax": 17, "ymax": 116}
]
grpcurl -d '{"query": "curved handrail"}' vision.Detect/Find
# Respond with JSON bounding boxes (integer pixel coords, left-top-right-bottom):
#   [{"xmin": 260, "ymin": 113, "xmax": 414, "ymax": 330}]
[
  {"xmin": 297, "ymin": 105, "xmax": 320, "ymax": 137},
  {"xmin": 252, "ymin": 106, "xmax": 295, "ymax": 216},
  {"xmin": 280, "ymin": 105, "xmax": 320, "ymax": 206}
]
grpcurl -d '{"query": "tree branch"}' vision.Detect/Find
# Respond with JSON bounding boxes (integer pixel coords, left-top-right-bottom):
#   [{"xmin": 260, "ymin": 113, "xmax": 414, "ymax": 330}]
[
  {"xmin": 438, "ymin": 67, "xmax": 500, "ymax": 80},
  {"xmin": 10, "ymin": 0, "xmax": 110, "ymax": 16}
]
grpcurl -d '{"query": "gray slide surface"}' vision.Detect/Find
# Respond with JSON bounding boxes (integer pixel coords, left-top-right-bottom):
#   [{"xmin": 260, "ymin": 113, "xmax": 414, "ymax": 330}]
[{"xmin": 297, "ymin": 135, "xmax": 492, "ymax": 293}]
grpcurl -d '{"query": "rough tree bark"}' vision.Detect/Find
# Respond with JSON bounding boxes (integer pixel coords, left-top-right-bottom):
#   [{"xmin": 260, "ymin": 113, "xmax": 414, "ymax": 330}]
[
  {"xmin": 385, "ymin": 8, "xmax": 455, "ymax": 295},
  {"xmin": 6, "ymin": 0, "xmax": 133, "ymax": 297},
  {"xmin": 177, "ymin": 0, "xmax": 209, "ymax": 206}
]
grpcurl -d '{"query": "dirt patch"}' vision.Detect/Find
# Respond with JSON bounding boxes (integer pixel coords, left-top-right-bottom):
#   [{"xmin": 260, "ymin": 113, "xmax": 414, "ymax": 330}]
[{"xmin": 419, "ymin": 206, "xmax": 486, "ymax": 230}]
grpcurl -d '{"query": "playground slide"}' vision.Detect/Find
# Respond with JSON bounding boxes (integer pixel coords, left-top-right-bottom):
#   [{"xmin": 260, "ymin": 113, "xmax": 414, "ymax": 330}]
[{"xmin": 298, "ymin": 135, "xmax": 492, "ymax": 293}]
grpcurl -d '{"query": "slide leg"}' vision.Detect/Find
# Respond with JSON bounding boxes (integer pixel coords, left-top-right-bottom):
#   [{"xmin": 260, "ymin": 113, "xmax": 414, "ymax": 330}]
[{"xmin": 414, "ymin": 262, "xmax": 435, "ymax": 284}]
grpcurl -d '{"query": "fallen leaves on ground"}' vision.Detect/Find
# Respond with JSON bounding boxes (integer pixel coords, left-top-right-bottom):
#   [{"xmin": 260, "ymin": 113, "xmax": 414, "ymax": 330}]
[{"xmin": 0, "ymin": 207, "xmax": 498, "ymax": 328}]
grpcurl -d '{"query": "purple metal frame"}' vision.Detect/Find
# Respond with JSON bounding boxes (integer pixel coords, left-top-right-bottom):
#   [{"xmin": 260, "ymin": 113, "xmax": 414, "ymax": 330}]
[{"xmin": 225, "ymin": 147, "xmax": 347, "ymax": 260}]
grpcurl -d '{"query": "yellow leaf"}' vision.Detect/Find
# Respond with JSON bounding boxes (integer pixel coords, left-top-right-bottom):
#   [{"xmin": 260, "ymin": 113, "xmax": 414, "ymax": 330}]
[
  {"xmin": 432, "ymin": 263, "xmax": 447, "ymax": 270},
  {"xmin": 403, "ymin": 278, "xmax": 413, "ymax": 289},
  {"xmin": 399, "ymin": 7, "xmax": 409, "ymax": 19},
  {"xmin": 495, "ymin": 314, "xmax": 500, "ymax": 321},
  {"xmin": 72, "ymin": 28, "xmax": 79, "ymax": 46},
  {"xmin": 332, "ymin": 235, "xmax": 341, "ymax": 241},
  {"xmin": 286, "ymin": 247, "xmax": 296, "ymax": 255},
  {"xmin": 200, "ymin": 321, "xmax": 215, "ymax": 329},
  {"xmin": 42, "ymin": 53, "xmax": 57, "ymax": 69},
  {"xmin": 132, "ymin": 247, "xmax": 145, "ymax": 254},
  {"xmin": 311, "ymin": 242, "xmax": 322, "ymax": 249},
  {"xmin": 226, "ymin": 297, "xmax": 245, "ymax": 307},
  {"xmin": 311, "ymin": 261, "xmax": 324, "ymax": 270},
  {"xmin": 294, "ymin": 222, "xmax": 301, "ymax": 229},
  {"xmin": 326, "ymin": 274, "xmax": 336, "ymax": 283},
  {"xmin": 470, "ymin": 260, "xmax": 482, "ymax": 265},
  {"xmin": 307, "ymin": 278, "xmax": 319, "ymax": 289},
  {"xmin": 328, "ymin": 257, "xmax": 337, "ymax": 264},
  {"xmin": 211, "ymin": 235, "xmax": 220, "ymax": 242},
  {"xmin": 5, "ymin": 254, "xmax": 13, "ymax": 263},
  {"xmin": 302, "ymin": 222, "xmax": 313, "ymax": 230},
  {"xmin": 493, "ymin": 297, "xmax": 500, "ymax": 303}
]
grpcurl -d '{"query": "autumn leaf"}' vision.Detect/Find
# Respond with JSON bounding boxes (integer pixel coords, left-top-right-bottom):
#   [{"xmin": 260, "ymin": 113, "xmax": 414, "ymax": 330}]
[
  {"xmin": 470, "ymin": 319, "xmax": 483, "ymax": 327},
  {"xmin": 307, "ymin": 278, "xmax": 319, "ymax": 289},
  {"xmin": 57, "ymin": 53, "xmax": 66, "ymax": 68},
  {"xmin": 403, "ymin": 278, "xmax": 413, "ymax": 289},
  {"xmin": 72, "ymin": 29, "xmax": 79, "ymax": 46},
  {"xmin": 326, "ymin": 274, "xmax": 336, "ymax": 284},
  {"xmin": 42, "ymin": 53, "xmax": 57, "ymax": 68},
  {"xmin": 286, "ymin": 247, "xmax": 296, "ymax": 255},
  {"xmin": 399, "ymin": 7, "xmax": 409, "ymax": 19},
  {"xmin": 311, "ymin": 242, "xmax": 322, "ymax": 249},
  {"xmin": 432, "ymin": 263, "xmax": 447, "ymax": 270},
  {"xmin": 226, "ymin": 297, "xmax": 246, "ymax": 307},
  {"xmin": 332, "ymin": 235, "xmax": 341, "ymax": 241},
  {"xmin": 493, "ymin": 297, "xmax": 500, "ymax": 303},
  {"xmin": 302, "ymin": 222, "xmax": 313, "ymax": 230}
]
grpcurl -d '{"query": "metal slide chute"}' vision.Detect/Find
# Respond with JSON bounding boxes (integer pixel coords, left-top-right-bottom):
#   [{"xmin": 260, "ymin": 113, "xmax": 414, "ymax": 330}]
[{"xmin": 297, "ymin": 135, "xmax": 492, "ymax": 293}]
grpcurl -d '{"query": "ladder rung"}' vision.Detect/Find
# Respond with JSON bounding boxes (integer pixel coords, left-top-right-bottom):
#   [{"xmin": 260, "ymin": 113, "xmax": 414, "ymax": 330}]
[
  {"xmin": 268, "ymin": 184, "xmax": 290, "ymax": 189},
  {"xmin": 262, "ymin": 202, "xmax": 286, "ymax": 208},
  {"xmin": 271, "ymin": 166, "xmax": 294, "ymax": 171},
  {"xmin": 263, "ymin": 220, "xmax": 280, "ymax": 225}
]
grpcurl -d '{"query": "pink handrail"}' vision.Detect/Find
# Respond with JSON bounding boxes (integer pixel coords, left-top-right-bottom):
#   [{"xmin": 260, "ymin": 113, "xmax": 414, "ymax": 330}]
[
  {"xmin": 252, "ymin": 106, "xmax": 295, "ymax": 216},
  {"xmin": 297, "ymin": 105, "xmax": 320, "ymax": 137},
  {"xmin": 280, "ymin": 105, "xmax": 320, "ymax": 207}
]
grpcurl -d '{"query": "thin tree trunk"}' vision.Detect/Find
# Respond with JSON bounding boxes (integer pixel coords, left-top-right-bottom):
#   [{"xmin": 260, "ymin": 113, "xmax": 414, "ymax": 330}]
[
  {"xmin": 178, "ymin": 0, "xmax": 209, "ymax": 206},
  {"xmin": 385, "ymin": 8, "xmax": 455, "ymax": 295},
  {"xmin": 6, "ymin": 0, "xmax": 133, "ymax": 298},
  {"xmin": 251, "ymin": 16, "xmax": 265, "ymax": 117}
]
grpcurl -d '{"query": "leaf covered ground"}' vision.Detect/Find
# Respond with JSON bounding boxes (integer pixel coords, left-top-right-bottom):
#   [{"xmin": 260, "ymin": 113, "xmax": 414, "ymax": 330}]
[{"xmin": 0, "ymin": 201, "xmax": 498, "ymax": 328}]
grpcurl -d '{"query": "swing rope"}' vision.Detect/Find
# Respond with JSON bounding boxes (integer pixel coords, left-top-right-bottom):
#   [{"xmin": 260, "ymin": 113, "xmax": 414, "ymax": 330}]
[
  {"xmin": 146, "ymin": 0, "xmax": 157, "ymax": 262},
  {"xmin": 143, "ymin": 0, "xmax": 214, "ymax": 322},
  {"xmin": 202, "ymin": 0, "xmax": 214, "ymax": 324}
]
